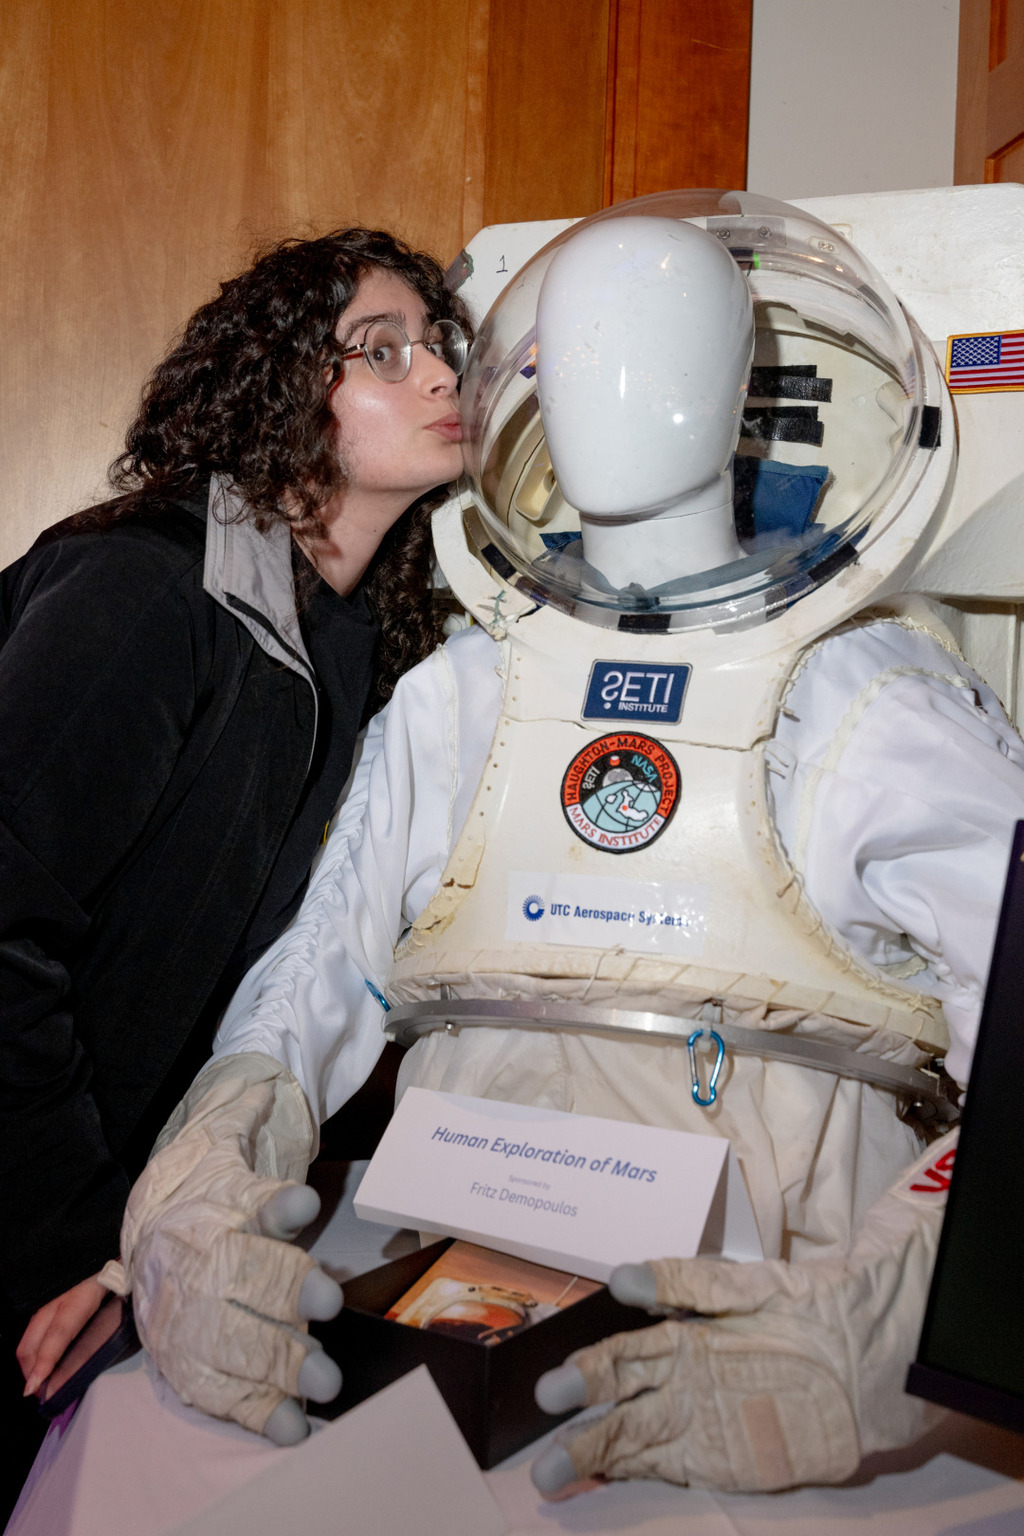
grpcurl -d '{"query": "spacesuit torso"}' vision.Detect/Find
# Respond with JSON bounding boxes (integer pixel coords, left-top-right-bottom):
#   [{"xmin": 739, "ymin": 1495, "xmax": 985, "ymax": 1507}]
[{"xmin": 390, "ymin": 591, "xmax": 955, "ymax": 1044}]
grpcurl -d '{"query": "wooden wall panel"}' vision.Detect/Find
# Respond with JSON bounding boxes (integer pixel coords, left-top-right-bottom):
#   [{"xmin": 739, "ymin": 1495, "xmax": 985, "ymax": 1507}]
[
  {"xmin": 956, "ymin": 0, "xmax": 991, "ymax": 180},
  {"xmin": 955, "ymin": 0, "xmax": 1024, "ymax": 182},
  {"xmin": 606, "ymin": 0, "xmax": 752, "ymax": 203},
  {"xmin": 1, "ymin": 0, "xmax": 752, "ymax": 563},
  {"xmin": 482, "ymin": 0, "xmax": 611, "ymax": 225},
  {"xmin": 985, "ymin": 0, "xmax": 1024, "ymax": 179},
  {"xmin": 0, "ymin": 0, "xmax": 484, "ymax": 563},
  {"xmin": 992, "ymin": 134, "xmax": 1024, "ymax": 178}
]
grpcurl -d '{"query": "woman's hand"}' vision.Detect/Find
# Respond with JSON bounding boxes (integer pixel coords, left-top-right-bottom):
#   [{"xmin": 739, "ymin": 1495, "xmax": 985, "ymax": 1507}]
[{"xmin": 16, "ymin": 1273, "xmax": 109, "ymax": 1397}]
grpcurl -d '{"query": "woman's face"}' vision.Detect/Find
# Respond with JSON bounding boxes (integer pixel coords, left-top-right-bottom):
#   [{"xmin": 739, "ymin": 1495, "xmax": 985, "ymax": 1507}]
[{"xmin": 329, "ymin": 268, "xmax": 463, "ymax": 511}]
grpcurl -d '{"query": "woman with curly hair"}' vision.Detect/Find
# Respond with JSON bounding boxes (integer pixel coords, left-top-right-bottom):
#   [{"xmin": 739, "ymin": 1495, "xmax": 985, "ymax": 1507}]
[{"xmin": 0, "ymin": 227, "xmax": 471, "ymax": 1444}]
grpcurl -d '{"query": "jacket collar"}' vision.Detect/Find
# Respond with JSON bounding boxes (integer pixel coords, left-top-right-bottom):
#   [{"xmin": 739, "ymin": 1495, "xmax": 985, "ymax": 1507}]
[{"xmin": 203, "ymin": 474, "xmax": 315, "ymax": 687}]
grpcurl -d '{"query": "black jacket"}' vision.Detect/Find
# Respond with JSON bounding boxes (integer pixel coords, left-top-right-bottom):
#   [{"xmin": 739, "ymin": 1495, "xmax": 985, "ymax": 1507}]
[{"xmin": 0, "ymin": 480, "xmax": 377, "ymax": 1314}]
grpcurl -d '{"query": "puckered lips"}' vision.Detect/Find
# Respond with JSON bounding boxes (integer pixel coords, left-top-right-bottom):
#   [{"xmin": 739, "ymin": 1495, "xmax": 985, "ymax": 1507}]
[{"xmin": 427, "ymin": 412, "xmax": 463, "ymax": 442}]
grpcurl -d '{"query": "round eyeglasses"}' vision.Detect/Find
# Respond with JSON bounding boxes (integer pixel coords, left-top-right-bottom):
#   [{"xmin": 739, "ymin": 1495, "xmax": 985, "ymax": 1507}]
[{"xmin": 336, "ymin": 318, "xmax": 468, "ymax": 384}]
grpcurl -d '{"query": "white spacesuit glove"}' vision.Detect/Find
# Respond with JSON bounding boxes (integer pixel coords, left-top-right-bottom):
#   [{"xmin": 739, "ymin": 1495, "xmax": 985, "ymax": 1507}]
[
  {"xmin": 533, "ymin": 1131, "xmax": 957, "ymax": 1494},
  {"xmin": 99, "ymin": 1053, "xmax": 343, "ymax": 1445}
]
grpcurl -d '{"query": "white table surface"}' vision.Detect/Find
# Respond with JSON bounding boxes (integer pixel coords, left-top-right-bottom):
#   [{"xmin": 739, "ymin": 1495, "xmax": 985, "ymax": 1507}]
[{"xmin": 9, "ymin": 1161, "xmax": 1024, "ymax": 1536}]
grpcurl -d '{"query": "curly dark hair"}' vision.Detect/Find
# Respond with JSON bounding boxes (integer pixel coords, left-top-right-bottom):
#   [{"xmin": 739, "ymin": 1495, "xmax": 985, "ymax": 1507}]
[{"xmin": 108, "ymin": 227, "xmax": 472, "ymax": 700}]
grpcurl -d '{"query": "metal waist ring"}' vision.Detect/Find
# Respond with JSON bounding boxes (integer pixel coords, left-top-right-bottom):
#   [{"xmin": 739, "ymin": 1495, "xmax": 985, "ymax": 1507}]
[
  {"xmin": 383, "ymin": 997, "xmax": 958, "ymax": 1124},
  {"xmin": 687, "ymin": 1027, "xmax": 725, "ymax": 1107}
]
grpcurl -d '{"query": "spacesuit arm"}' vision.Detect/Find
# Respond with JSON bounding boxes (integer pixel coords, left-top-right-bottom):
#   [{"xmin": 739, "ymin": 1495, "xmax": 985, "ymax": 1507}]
[
  {"xmin": 205, "ymin": 706, "xmax": 392, "ymax": 1124},
  {"xmin": 209, "ymin": 623, "xmax": 504, "ymax": 1121},
  {"xmin": 533, "ymin": 1130, "xmax": 955, "ymax": 1494},
  {"xmin": 112, "ymin": 627, "xmax": 502, "ymax": 1439},
  {"xmin": 770, "ymin": 623, "xmax": 1024, "ymax": 1085},
  {"xmin": 104, "ymin": 717, "xmax": 399, "ymax": 1434}
]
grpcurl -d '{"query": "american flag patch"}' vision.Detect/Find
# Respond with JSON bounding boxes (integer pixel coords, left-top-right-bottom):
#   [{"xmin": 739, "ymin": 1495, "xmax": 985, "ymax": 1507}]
[{"xmin": 945, "ymin": 328, "xmax": 1024, "ymax": 393}]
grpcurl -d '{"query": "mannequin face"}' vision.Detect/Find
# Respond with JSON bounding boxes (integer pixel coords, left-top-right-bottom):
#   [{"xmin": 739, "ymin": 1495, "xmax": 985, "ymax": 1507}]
[{"xmin": 536, "ymin": 217, "xmax": 753, "ymax": 522}]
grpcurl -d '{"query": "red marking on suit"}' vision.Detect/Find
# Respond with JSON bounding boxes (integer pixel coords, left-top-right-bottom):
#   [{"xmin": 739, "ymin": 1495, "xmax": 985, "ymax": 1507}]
[{"xmin": 909, "ymin": 1146, "xmax": 956, "ymax": 1193}]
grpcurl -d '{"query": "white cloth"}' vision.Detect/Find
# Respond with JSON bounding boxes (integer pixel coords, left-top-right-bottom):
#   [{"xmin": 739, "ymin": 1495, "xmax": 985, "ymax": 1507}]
[{"xmin": 214, "ymin": 619, "xmax": 1024, "ymax": 1108}]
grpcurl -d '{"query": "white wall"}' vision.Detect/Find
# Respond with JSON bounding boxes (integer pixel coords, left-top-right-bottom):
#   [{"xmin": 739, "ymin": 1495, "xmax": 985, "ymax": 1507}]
[{"xmin": 747, "ymin": 0, "xmax": 960, "ymax": 200}]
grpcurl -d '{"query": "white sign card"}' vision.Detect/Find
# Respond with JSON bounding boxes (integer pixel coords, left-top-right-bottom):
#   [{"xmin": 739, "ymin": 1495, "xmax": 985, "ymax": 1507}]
[
  {"xmin": 506, "ymin": 870, "xmax": 709, "ymax": 957},
  {"xmin": 170, "ymin": 1367, "xmax": 508, "ymax": 1536},
  {"xmin": 354, "ymin": 1089, "xmax": 762, "ymax": 1282}
]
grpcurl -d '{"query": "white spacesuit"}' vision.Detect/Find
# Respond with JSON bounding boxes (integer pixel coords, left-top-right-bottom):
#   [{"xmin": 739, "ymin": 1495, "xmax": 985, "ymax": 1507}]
[{"xmin": 108, "ymin": 193, "xmax": 1024, "ymax": 1482}]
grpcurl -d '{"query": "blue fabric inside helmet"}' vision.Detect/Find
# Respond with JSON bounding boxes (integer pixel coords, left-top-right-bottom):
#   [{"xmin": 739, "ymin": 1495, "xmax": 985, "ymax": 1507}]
[
  {"xmin": 731, "ymin": 456, "xmax": 829, "ymax": 541},
  {"xmin": 538, "ymin": 458, "xmax": 828, "ymax": 553}
]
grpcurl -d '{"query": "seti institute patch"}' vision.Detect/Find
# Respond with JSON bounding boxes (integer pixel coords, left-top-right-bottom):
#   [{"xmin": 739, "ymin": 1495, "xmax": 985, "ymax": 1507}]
[{"xmin": 561, "ymin": 733, "xmax": 680, "ymax": 854}]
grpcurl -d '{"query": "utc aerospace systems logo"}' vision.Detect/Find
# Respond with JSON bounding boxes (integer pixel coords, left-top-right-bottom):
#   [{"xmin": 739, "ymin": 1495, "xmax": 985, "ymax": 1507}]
[
  {"xmin": 560, "ymin": 733, "xmax": 680, "ymax": 854},
  {"xmin": 523, "ymin": 895, "xmax": 545, "ymax": 921}
]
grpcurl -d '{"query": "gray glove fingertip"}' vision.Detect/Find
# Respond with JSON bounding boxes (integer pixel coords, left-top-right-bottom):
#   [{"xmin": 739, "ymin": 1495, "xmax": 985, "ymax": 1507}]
[
  {"xmin": 297, "ymin": 1346, "xmax": 342, "ymax": 1405},
  {"xmin": 535, "ymin": 1362, "xmax": 587, "ymax": 1415},
  {"xmin": 263, "ymin": 1397, "xmax": 311, "ymax": 1446},
  {"xmin": 298, "ymin": 1267, "xmax": 344, "ymax": 1321},
  {"xmin": 609, "ymin": 1262, "xmax": 658, "ymax": 1310},
  {"xmin": 531, "ymin": 1443, "xmax": 578, "ymax": 1495},
  {"xmin": 257, "ymin": 1185, "xmax": 321, "ymax": 1241}
]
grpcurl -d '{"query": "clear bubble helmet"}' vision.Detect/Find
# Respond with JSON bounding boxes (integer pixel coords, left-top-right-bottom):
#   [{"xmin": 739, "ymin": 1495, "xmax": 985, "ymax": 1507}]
[{"xmin": 458, "ymin": 191, "xmax": 951, "ymax": 633}]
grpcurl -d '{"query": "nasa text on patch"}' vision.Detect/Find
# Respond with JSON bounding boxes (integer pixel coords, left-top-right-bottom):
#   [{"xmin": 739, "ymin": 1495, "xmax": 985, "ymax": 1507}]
[{"xmin": 583, "ymin": 661, "xmax": 691, "ymax": 724}]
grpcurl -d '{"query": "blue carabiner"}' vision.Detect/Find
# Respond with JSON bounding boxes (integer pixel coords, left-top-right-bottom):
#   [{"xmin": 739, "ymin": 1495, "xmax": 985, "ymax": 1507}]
[
  {"xmin": 687, "ymin": 1027, "xmax": 725, "ymax": 1108},
  {"xmin": 364, "ymin": 979, "xmax": 391, "ymax": 1013}
]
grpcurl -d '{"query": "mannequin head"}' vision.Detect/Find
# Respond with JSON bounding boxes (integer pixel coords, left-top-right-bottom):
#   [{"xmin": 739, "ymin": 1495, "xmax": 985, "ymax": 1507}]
[{"xmin": 536, "ymin": 216, "xmax": 753, "ymax": 586}]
